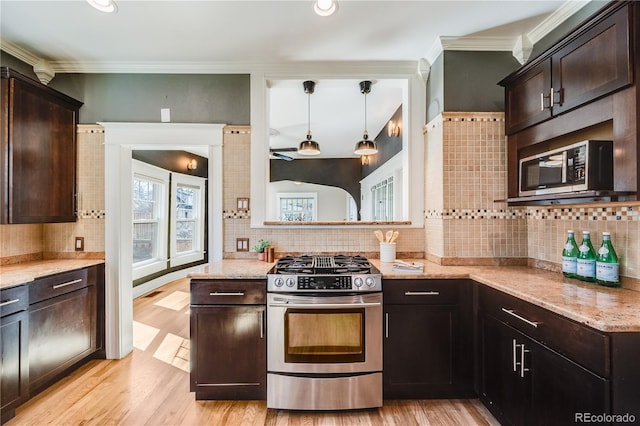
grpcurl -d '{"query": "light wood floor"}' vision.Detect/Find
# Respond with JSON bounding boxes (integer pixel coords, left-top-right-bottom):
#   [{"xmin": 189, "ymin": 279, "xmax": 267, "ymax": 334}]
[{"xmin": 8, "ymin": 278, "xmax": 499, "ymax": 425}]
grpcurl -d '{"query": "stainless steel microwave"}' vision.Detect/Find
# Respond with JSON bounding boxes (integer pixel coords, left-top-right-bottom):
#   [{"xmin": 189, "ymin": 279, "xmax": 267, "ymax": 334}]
[{"xmin": 519, "ymin": 140, "xmax": 613, "ymax": 197}]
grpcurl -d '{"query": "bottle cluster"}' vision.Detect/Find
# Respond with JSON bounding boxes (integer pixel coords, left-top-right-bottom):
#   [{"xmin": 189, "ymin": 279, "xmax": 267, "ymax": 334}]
[{"xmin": 562, "ymin": 230, "xmax": 620, "ymax": 287}]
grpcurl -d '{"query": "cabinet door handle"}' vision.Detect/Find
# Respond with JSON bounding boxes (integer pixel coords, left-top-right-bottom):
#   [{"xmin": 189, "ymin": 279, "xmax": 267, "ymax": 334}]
[
  {"xmin": 512, "ymin": 339, "xmax": 519, "ymax": 372},
  {"xmin": 404, "ymin": 291, "xmax": 439, "ymax": 296},
  {"xmin": 0, "ymin": 298, "xmax": 20, "ymax": 307},
  {"xmin": 520, "ymin": 343, "xmax": 530, "ymax": 378},
  {"xmin": 209, "ymin": 291, "xmax": 245, "ymax": 296},
  {"xmin": 551, "ymin": 87, "xmax": 563, "ymax": 106},
  {"xmin": 385, "ymin": 313, "xmax": 389, "ymax": 339},
  {"xmin": 259, "ymin": 310, "xmax": 264, "ymax": 339},
  {"xmin": 52, "ymin": 278, "xmax": 83, "ymax": 289},
  {"xmin": 501, "ymin": 308, "xmax": 539, "ymax": 328},
  {"xmin": 540, "ymin": 92, "xmax": 553, "ymax": 111}
]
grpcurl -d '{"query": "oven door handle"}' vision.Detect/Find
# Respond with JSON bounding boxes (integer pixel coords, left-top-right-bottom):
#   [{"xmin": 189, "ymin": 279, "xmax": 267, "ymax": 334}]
[{"xmin": 268, "ymin": 302, "xmax": 381, "ymax": 308}]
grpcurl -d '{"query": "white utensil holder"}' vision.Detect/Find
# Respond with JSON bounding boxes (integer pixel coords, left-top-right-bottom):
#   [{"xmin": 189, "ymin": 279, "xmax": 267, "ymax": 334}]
[{"xmin": 380, "ymin": 242, "xmax": 396, "ymax": 263}]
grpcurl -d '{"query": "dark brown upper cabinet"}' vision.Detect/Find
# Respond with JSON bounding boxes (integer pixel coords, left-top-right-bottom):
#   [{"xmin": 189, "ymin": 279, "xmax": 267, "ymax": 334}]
[
  {"xmin": 500, "ymin": 1, "xmax": 639, "ymax": 203},
  {"xmin": 1, "ymin": 67, "xmax": 83, "ymax": 224},
  {"xmin": 501, "ymin": 3, "xmax": 633, "ymax": 135}
]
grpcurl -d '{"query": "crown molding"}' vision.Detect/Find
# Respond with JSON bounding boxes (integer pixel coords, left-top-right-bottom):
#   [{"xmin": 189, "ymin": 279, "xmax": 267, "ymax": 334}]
[
  {"xmin": 425, "ymin": 36, "xmax": 514, "ymax": 64},
  {"xmin": 0, "ymin": 39, "xmax": 40, "ymax": 66},
  {"xmin": 527, "ymin": 0, "xmax": 591, "ymax": 45},
  {"xmin": 32, "ymin": 60, "xmax": 420, "ymax": 76},
  {"xmin": 423, "ymin": 0, "xmax": 591, "ymax": 65}
]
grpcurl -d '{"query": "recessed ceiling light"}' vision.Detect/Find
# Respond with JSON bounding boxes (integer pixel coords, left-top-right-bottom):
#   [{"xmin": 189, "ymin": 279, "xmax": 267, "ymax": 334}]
[
  {"xmin": 86, "ymin": 0, "xmax": 118, "ymax": 13},
  {"xmin": 313, "ymin": 0, "xmax": 338, "ymax": 17}
]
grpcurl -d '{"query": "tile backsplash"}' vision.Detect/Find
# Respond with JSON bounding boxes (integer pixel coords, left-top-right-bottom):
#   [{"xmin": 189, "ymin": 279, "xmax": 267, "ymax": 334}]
[
  {"xmin": 1, "ymin": 118, "xmax": 638, "ymax": 289},
  {"xmin": 424, "ymin": 112, "xmax": 528, "ymax": 263},
  {"xmin": 526, "ymin": 206, "xmax": 639, "ymax": 281}
]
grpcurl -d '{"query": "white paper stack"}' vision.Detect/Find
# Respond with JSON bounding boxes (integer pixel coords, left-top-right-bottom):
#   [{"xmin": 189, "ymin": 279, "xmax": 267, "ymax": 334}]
[{"xmin": 392, "ymin": 260, "xmax": 424, "ymax": 272}]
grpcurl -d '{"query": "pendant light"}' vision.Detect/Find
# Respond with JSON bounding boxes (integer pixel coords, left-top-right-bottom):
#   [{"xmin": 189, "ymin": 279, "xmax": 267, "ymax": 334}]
[
  {"xmin": 298, "ymin": 80, "xmax": 321, "ymax": 156},
  {"xmin": 354, "ymin": 80, "xmax": 378, "ymax": 156}
]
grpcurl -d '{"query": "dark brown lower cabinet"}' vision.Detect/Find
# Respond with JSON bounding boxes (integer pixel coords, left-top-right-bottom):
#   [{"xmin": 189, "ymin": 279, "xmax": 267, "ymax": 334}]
[
  {"xmin": 27, "ymin": 264, "xmax": 104, "ymax": 396},
  {"xmin": 383, "ymin": 279, "xmax": 474, "ymax": 399},
  {"xmin": 190, "ymin": 279, "xmax": 266, "ymax": 400},
  {"xmin": 480, "ymin": 314, "xmax": 609, "ymax": 426},
  {"xmin": 28, "ymin": 285, "xmax": 97, "ymax": 393},
  {"xmin": 0, "ymin": 284, "xmax": 29, "ymax": 424}
]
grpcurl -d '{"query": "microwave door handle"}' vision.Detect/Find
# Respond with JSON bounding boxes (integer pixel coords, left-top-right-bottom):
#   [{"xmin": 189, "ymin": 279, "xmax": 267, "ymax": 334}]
[{"xmin": 562, "ymin": 151, "xmax": 568, "ymax": 183}]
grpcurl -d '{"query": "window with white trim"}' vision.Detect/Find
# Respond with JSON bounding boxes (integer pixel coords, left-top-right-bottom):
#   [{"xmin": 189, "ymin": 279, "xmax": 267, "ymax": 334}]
[
  {"xmin": 132, "ymin": 160, "xmax": 169, "ymax": 280},
  {"xmin": 371, "ymin": 176, "xmax": 394, "ymax": 221},
  {"xmin": 170, "ymin": 173, "xmax": 206, "ymax": 267},
  {"xmin": 277, "ymin": 192, "xmax": 318, "ymax": 221}
]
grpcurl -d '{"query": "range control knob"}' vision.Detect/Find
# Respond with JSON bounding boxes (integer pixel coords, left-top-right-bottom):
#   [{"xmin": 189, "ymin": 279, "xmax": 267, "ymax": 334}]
[
  {"xmin": 274, "ymin": 277, "xmax": 284, "ymax": 287},
  {"xmin": 286, "ymin": 277, "xmax": 296, "ymax": 287},
  {"xmin": 365, "ymin": 277, "xmax": 376, "ymax": 288},
  {"xmin": 354, "ymin": 277, "xmax": 364, "ymax": 288}
]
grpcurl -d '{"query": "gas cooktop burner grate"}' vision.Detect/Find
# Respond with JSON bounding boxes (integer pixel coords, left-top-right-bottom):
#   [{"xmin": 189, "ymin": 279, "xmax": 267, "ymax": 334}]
[{"xmin": 273, "ymin": 254, "xmax": 373, "ymax": 275}]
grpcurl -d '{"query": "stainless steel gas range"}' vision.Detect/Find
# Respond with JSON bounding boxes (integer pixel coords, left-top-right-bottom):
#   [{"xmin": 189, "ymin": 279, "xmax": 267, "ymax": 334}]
[{"xmin": 266, "ymin": 255, "xmax": 383, "ymax": 410}]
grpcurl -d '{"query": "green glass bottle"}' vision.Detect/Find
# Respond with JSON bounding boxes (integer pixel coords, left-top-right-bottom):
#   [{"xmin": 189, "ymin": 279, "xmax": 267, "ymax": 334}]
[
  {"xmin": 561, "ymin": 230, "xmax": 579, "ymax": 278},
  {"xmin": 596, "ymin": 232, "xmax": 620, "ymax": 287},
  {"xmin": 576, "ymin": 231, "xmax": 596, "ymax": 282}
]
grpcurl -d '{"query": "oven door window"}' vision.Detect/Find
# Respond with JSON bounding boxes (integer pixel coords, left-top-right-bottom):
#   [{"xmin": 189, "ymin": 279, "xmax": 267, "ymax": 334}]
[{"xmin": 284, "ymin": 308, "xmax": 365, "ymax": 363}]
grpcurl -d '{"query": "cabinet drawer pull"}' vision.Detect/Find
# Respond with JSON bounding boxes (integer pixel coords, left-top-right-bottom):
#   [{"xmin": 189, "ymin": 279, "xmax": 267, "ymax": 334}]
[
  {"xmin": 501, "ymin": 308, "xmax": 539, "ymax": 328},
  {"xmin": 385, "ymin": 313, "xmax": 389, "ymax": 339},
  {"xmin": 404, "ymin": 291, "xmax": 439, "ymax": 296},
  {"xmin": 52, "ymin": 278, "xmax": 83, "ymax": 289},
  {"xmin": 0, "ymin": 298, "xmax": 20, "ymax": 307},
  {"xmin": 209, "ymin": 291, "xmax": 245, "ymax": 296}
]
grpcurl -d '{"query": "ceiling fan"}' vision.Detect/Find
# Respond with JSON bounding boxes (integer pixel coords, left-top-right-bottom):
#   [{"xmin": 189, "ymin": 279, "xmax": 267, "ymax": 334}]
[{"xmin": 269, "ymin": 147, "xmax": 297, "ymax": 161}]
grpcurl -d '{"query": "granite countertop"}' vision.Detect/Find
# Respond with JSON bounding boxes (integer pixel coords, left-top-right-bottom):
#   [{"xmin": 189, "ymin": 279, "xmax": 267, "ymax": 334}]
[
  {"xmin": 374, "ymin": 259, "xmax": 640, "ymax": 333},
  {"xmin": 188, "ymin": 260, "xmax": 275, "ymax": 279},
  {"xmin": 3, "ymin": 257, "xmax": 637, "ymax": 333},
  {"xmin": 0, "ymin": 259, "xmax": 105, "ymax": 289}
]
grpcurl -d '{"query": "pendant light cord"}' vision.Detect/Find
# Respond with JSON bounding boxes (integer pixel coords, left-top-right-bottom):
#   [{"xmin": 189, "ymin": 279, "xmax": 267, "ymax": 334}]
[
  {"xmin": 307, "ymin": 92, "xmax": 312, "ymax": 137},
  {"xmin": 363, "ymin": 90, "xmax": 368, "ymax": 137}
]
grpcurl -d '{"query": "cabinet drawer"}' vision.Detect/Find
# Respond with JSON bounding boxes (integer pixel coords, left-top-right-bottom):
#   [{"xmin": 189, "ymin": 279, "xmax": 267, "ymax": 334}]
[
  {"xmin": 383, "ymin": 279, "xmax": 466, "ymax": 305},
  {"xmin": 191, "ymin": 279, "xmax": 266, "ymax": 305},
  {"xmin": 29, "ymin": 268, "xmax": 90, "ymax": 305},
  {"xmin": 0, "ymin": 285, "xmax": 28, "ymax": 317},
  {"xmin": 478, "ymin": 285, "xmax": 609, "ymax": 377}
]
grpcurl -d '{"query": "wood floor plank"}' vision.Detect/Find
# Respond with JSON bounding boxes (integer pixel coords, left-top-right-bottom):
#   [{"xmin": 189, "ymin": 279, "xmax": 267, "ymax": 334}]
[{"xmin": 7, "ymin": 277, "xmax": 498, "ymax": 425}]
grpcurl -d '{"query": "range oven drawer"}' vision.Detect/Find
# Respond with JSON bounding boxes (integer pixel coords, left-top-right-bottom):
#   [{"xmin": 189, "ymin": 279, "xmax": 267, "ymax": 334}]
[{"xmin": 191, "ymin": 279, "xmax": 266, "ymax": 305}]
